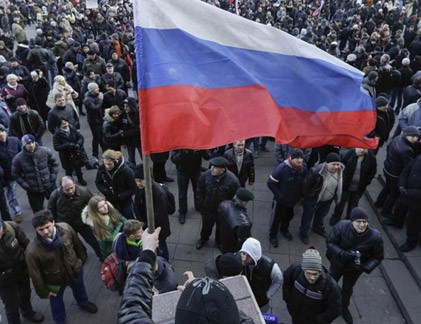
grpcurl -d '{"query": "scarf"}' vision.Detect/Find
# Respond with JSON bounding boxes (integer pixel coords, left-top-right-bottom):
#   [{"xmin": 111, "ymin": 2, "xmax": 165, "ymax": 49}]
[{"xmin": 38, "ymin": 226, "xmax": 62, "ymax": 250}]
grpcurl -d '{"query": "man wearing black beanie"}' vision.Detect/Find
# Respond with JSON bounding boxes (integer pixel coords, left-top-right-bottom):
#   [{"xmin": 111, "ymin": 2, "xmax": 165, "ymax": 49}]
[{"xmin": 326, "ymin": 207, "xmax": 384, "ymax": 324}]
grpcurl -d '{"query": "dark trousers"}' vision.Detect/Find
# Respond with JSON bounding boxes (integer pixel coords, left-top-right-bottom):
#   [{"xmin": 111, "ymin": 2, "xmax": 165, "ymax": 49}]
[
  {"xmin": 375, "ymin": 172, "xmax": 399, "ymax": 215},
  {"xmin": 330, "ymin": 266, "xmax": 361, "ymax": 309},
  {"xmin": 331, "ymin": 190, "xmax": 362, "ymax": 221},
  {"xmin": 127, "ymin": 146, "xmax": 142, "ymax": 165},
  {"xmin": 0, "ymin": 185, "xmax": 11, "ymax": 221},
  {"xmin": 300, "ymin": 199, "xmax": 333, "ymax": 236},
  {"xmin": 50, "ymin": 270, "xmax": 89, "ymax": 324},
  {"xmin": 406, "ymin": 207, "xmax": 421, "ymax": 246},
  {"xmin": 88, "ymin": 122, "xmax": 103, "ymax": 158},
  {"xmin": 0, "ymin": 269, "xmax": 34, "ymax": 324},
  {"xmin": 27, "ymin": 191, "xmax": 50, "ymax": 213},
  {"xmin": 158, "ymin": 239, "xmax": 169, "ymax": 261},
  {"xmin": 200, "ymin": 212, "xmax": 219, "ymax": 243},
  {"xmin": 76, "ymin": 224, "xmax": 102, "ymax": 259},
  {"xmin": 269, "ymin": 201, "xmax": 294, "ymax": 238},
  {"xmin": 118, "ymin": 202, "xmax": 135, "ymax": 220},
  {"xmin": 153, "ymin": 161, "xmax": 168, "ymax": 182},
  {"xmin": 177, "ymin": 170, "xmax": 200, "ymax": 215}
]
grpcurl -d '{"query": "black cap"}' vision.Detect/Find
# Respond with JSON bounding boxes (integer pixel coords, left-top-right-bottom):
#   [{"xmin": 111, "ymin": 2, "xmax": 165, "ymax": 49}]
[
  {"xmin": 326, "ymin": 152, "xmax": 341, "ymax": 163},
  {"xmin": 87, "ymin": 49, "xmax": 95, "ymax": 55},
  {"xmin": 106, "ymin": 62, "xmax": 113, "ymax": 67},
  {"xmin": 350, "ymin": 207, "xmax": 369, "ymax": 221},
  {"xmin": 403, "ymin": 126, "xmax": 420, "ymax": 137},
  {"xmin": 217, "ymin": 253, "xmax": 243, "ymax": 277},
  {"xmin": 289, "ymin": 148, "xmax": 304, "ymax": 159},
  {"xmin": 210, "ymin": 157, "xmax": 228, "ymax": 168},
  {"xmin": 235, "ymin": 188, "xmax": 254, "ymax": 202},
  {"xmin": 134, "ymin": 164, "xmax": 144, "ymax": 180}
]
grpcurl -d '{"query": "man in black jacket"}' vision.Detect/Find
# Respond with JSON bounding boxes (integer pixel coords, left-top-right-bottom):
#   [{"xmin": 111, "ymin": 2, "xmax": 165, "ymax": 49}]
[
  {"xmin": 83, "ymin": 82, "xmax": 104, "ymax": 158},
  {"xmin": 223, "ymin": 140, "xmax": 255, "ymax": 187},
  {"xmin": 326, "ymin": 207, "xmax": 384, "ymax": 324},
  {"xmin": 329, "ymin": 148, "xmax": 377, "ymax": 226},
  {"xmin": 47, "ymin": 93, "xmax": 79, "ymax": 134},
  {"xmin": 95, "ymin": 149, "xmax": 136, "ymax": 219},
  {"xmin": 133, "ymin": 164, "xmax": 171, "ymax": 261},
  {"xmin": 397, "ymin": 155, "xmax": 421, "ymax": 252},
  {"xmin": 171, "ymin": 149, "xmax": 209, "ymax": 224},
  {"xmin": 283, "ymin": 248, "xmax": 341, "ymax": 324},
  {"xmin": 195, "ymin": 157, "xmax": 240, "ymax": 250},
  {"xmin": 0, "ymin": 219, "xmax": 44, "ymax": 323},
  {"xmin": 9, "ymin": 98, "xmax": 45, "ymax": 143}
]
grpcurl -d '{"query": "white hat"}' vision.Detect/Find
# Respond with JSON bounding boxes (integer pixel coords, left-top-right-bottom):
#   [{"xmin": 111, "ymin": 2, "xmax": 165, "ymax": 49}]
[{"xmin": 240, "ymin": 238, "xmax": 262, "ymax": 265}]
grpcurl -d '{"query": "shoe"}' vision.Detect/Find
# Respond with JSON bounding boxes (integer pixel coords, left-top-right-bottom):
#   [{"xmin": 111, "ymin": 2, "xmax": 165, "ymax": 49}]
[
  {"xmin": 281, "ymin": 230, "xmax": 293, "ymax": 241},
  {"xmin": 382, "ymin": 219, "xmax": 403, "ymax": 229},
  {"xmin": 300, "ymin": 235, "xmax": 309, "ymax": 244},
  {"xmin": 342, "ymin": 307, "xmax": 353, "ymax": 324},
  {"xmin": 399, "ymin": 243, "xmax": 416, "ymax": 252},
  {"xmin": 312, "ymin": 227, "xmax": 327, "ymax": 238},
  {"xmin": 163, "ymin": 177, "xmax": 174, "ymax": 182},
  {"xmin": 178, "ymin": 213, "xmax": 186, "ymax": 224},
  {"xmin": 23, "ymin": 311, "xmax": 44, "ymax": 323},
  {"xmin": 270, "ymin": 237, "xmax": 278, "ymax": 248},
  {"xmin": 77, "ymin": 178, "xmax": 87, "ymax": 186},
  {"xmin": 196, "ymin": 239, "xmax": 206, "ymax": 250},
  {"xmin": 14, "ymin": 214, "xmax": 23, "ymax": 223},
  {"xmin": 329, "ymin": 216, "xmax": 340, "ymax": 226},
  {"xmin": 80, "ymin": 301, "xmax": 98, "ymax": 314}
]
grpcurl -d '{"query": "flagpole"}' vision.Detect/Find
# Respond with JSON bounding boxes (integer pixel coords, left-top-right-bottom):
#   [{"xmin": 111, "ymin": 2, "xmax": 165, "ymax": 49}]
[{"xmin": 143, "ymin": 154, "xmax": 155, "ymax": 233}]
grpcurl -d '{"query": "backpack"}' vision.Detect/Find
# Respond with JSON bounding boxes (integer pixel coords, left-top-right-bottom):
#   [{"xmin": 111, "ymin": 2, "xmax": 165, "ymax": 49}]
[
  {"xmin": 159, "ymin": 183, "xmax": 176, "ymax": 215},
  {"xmin": 100, "ymin": 252, "xmax": 126, "ymax": 293}
]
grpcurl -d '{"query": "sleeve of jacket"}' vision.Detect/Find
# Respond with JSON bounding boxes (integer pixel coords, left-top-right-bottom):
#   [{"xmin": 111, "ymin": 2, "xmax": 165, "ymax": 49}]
[
  {"xmin": 69, "ymin": 224, "xmax": 87, "ymax": 264},
  {"xmin": 47, "ymin": 112, "xmax": 57, "ymax": 134},
  {"xmin": 117, "ymin": 251, "xmax": 156, "ymax": 324},
  {"xmin": 117, "ymin": 168, "xmax": 136, "ymax": 202},
  {"xmin": 326, "ymin": 224, "xmax": 346, "ymax": 261},
  {"xmin": 267, "ymin": 164, "xmax": 284, "ymax": 201},
  {"xmin": 47, "ymin": 189, "xmax": 59, "ymax": 220},
  {"xmin": 47, "ymin": 149, "xmax": 59, "ymax": 183},
  {"xmin": 10, "ymin": 222, "xmax": 30, "ymax": 249},
  {"xmin": 12, "ymin": 156, "xmax": 30, "ymax": 191},
  {"xmin": 315, "ymin": 276, "xmax": 342, "ymax": 324},
  {"xmin": 282, "ymin": 263, "xmax": 295, "ymax": 303},
  {"xmin": 362, "ymin": 231, "xmax": 384, "ymax": 274},
  {"xmin": 248, "ymin": 152, "xmax": 255, "ymax": 184},
  {"xmin": 267, "ymin": 263, "xmax": 283, "ymax": 300},
  {"xmin": 25, "ymin": 248, "xmax": 50, "ymax": 299},
  {"xmin": 95, "ymin": 169, "xmax": 113, "ymax": 198},
  {"xmin": 33, "ymin": 112, "xmax": 46, "ymax": 139},
  {"xmin": 195, "ymin": 173, "xmax": 206, "ymax": 211},
  {"xmin": 53, "ymin": 132, "xmax": 75, "ymax": 152}
]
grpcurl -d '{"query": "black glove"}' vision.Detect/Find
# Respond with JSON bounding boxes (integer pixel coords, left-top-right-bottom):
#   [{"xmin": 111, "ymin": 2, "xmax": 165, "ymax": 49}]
[
  {"xmin": 399, "ymin": 187, "xmax": 408, "ymax": 197},
  {"xmin": 340, "ymin": 250, "xmax": 358, "ymax": 261}
]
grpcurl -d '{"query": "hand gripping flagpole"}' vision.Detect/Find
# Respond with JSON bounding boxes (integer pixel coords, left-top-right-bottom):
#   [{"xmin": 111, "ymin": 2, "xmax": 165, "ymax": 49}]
[{"xmin": 142, "ymin": 154, "xmax": 155, "ymax": 234}]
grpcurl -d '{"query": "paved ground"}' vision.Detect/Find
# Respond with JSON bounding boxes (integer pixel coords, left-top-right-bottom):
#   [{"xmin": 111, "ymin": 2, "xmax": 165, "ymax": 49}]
[{"xmin": 0, "ymin": 112, "xmax": 409, "ymax": 323}]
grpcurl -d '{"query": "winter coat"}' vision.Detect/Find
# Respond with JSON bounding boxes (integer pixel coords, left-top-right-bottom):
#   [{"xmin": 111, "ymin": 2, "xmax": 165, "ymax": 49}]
[
  {"xmin": 102, "ymin": 108, "xmax": 125, "ymax": 151},
  {"xmin": 81, "ymin": 206, "xmax": 125, "ymax": 261},
  {"xmin": 1, "ymin": 83, "xmax": 29, "ymax": 113},
  {"xmin": 223, "ymin": 148, "xmax": 255, "ymax": 187},
  {"xmin": 134, "ymin": 182, "xmax": 171, "ymax": 240},
  {"xmin": 326, "ymin": 220, "xmax": 384, "ymax": 275},
  {"xmin": 218, "ymin": 200, "xmax": 251, "ymax": 253},
  {"xmin": 398, "ymin": 155, "xmax": 421, "ymax": 211},
  {"xmin": 9, "ymin": 109, "xmax": 45, "ymax": 139},
  {"xmin": 0, "ymin": 136, "xmax": 21, "ymax": 181},
  {"xmin": 83, "ymin": 91, "xmax": 104, "ymax": 125},
  {"xmin": 47, "ymin": 104, "xmax": 80, "ymax": 134},
  {"xmin": 171, "ymin": 149, "xmax": 209, "ymax": 174},
  {"xmin": 48, "ymin": 185, "xmax": 93, "ymax": 229},
  {"xmin": 384, "ymin": 135, "xmax": 417, "ymax": 178},
  {"xmin": 0, "ymin": 221, "xmax": 29, "ymax": 287},
  {"xmin": 267, "ymin": 159, "xmax": 307, "ymax": 207},
  {"xmin": 12, "ymin": 144, "xmax": 59, "ymax": 193},
  {"xmin": 25, "ymin": 223, "xmax": 87, "ymax": 298},
  {"xmin": 302, "ymin": 163, "xmax": 344, "ymax": 204},
  {"xmin": 398, "ymin": 100, "xmax": 421, "ymax": 129},
  {"xmin": 95, "ymin": 158, "xmax": 136, "ymax": 209},
  {"xmin": 340, "ymin": 149, "xmax": 377, "ymax": 194},
  {"xmin": 53, "ymin": 125, "xmax": 86, "ymax": 171},
  {"xmin": 196, "ymin": 169, "xmax": 240, "ymax": 214},
  {"xmin": 102, "ymin": 89, "xmax": 127, "ymax": 109},
  {"xmin": 26, "ymin": 76, "xmax": 50, "ymax": 121},
  {"xmin": 82, "ymin": 56, "xmax": 107, "ymax": 76},
  {"xmin": 374, "ymin": 106, "xmax": 395, "ymax": 147},
  {"xmin": 121, "ymin": 98, "xmax": 141, "ymax": 148},
  {"xmin": 101, "ymin": 72, "xmax": 124, "ymax": 90},
  {"xmin": 283, "ymin": 262, "xmax": 341, "ymax": 324},
  {"xmin": 108, "ymin": 58, "xmax": 130, "ymax": 83}
]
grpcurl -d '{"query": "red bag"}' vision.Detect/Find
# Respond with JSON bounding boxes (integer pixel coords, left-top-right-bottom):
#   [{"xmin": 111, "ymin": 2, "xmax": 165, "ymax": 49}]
[{"xmin": 101, "ymin": 253, "xmax": 126, "ymax": 293}]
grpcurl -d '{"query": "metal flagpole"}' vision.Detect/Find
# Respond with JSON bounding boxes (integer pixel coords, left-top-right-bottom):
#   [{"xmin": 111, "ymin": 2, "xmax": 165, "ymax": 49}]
[{"xmin": 142, "ymin": 154, "xmax": 155, "ymax": 233}]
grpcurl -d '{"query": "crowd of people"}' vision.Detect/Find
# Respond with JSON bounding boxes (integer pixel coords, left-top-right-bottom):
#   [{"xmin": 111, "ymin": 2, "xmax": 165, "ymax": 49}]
[{"xmin": 0, "ymin": 0, "xmax": 419, "ymax": 323}]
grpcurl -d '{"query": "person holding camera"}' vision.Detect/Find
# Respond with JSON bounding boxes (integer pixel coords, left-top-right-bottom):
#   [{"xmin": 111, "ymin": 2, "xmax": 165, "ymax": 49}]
[{"xmin": 326, "ymin": 207, "xmax": 384, "ymax": 324}]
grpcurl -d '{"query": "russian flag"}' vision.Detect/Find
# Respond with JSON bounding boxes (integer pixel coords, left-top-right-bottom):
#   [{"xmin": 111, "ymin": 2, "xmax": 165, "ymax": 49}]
[{"xmin": 134, "ymin": 0, "xmax": 377, "ymax": 154}]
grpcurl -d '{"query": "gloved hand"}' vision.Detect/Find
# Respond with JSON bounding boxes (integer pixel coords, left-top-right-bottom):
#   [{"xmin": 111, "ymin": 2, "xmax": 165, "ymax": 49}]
[
  {"xmin": 399, "ymin": 187, "xmax": 408, "ymax": 197},
  {"xmin": 340, "ymin": 250, "xmax": 358, "ymax": 261}
]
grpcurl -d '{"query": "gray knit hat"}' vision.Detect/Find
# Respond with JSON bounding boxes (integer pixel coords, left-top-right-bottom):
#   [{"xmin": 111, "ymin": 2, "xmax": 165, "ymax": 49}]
[{"xmin": 302, "ymin": 248, "xmax": 322, "ymax": 272}]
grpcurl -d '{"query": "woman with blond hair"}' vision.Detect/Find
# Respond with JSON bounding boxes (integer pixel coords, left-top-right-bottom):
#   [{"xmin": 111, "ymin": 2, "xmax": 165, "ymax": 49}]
[
  {"xmin": 47, "ymin": 75, "xmax": 79, "ymax": 113},
  {"xmin": 82, "ymin": 196, "xmax": 126, "ymax": 261}
]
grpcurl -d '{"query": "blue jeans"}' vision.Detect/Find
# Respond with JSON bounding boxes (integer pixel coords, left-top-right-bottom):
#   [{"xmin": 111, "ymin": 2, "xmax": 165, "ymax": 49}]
[
  {"xmin": 5, "ymin": 181, "xmax": 21, "ymax": 217},
  {"xmin": 177, "ymin": 170, "xmax": 200, "ymax": 215},
  {"xmin": 300, "ymin": 199, "xmax": 333, "ymax": 236},
  {"xmin": 49, "ymin": 270, "xmax": 89, "ymax": 324}
]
